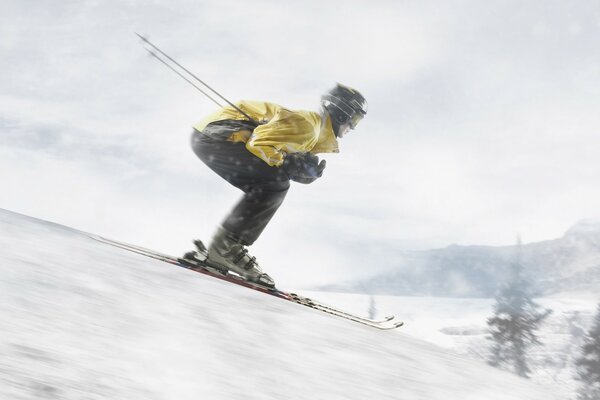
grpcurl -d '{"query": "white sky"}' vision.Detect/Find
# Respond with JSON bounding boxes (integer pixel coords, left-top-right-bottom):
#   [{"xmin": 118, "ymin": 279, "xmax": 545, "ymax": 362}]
[{"xmin": 1, "ymin": 0, "xmax": 600, "ymax": 287}]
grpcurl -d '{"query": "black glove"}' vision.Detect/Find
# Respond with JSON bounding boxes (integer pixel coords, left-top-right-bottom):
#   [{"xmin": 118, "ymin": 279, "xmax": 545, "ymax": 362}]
[{"xmin": 282, "ymin": 152, "xmax": 326, "ymax": 184}]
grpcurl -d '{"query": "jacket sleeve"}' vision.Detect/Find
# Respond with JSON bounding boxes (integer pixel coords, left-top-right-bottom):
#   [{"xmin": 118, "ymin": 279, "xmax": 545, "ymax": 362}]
[{"xmin": 245, "ymin": 110, "xmax": 318, "ymax": 167}]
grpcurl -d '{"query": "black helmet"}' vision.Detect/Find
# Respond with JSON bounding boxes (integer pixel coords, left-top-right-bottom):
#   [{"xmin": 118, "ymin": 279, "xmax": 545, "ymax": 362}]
[{"xmin": 321, "ymin": 83, "xmax": 368, "ymax": 130}]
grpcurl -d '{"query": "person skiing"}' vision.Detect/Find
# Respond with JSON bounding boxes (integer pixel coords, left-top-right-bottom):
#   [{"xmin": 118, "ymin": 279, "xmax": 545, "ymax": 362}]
[{"xmin": 188, "ymin": 83, "xmax": 367, "ymax": 287}]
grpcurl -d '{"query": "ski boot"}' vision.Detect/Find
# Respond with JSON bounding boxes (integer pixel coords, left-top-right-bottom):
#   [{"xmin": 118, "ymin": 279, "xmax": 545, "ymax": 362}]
[
  {"xmin": 182, "ymin": 240, "xmax": 231, "ymax": 275},
  {"xmin": 205, "ymin": 226, "xmax": 275, "ymax": 288}
]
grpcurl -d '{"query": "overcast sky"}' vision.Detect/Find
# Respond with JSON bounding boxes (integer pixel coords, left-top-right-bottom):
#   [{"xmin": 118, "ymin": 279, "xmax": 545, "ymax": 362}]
[{"xmin": 1, "ymin": 0, "xmax": 600, "ymax": 287}]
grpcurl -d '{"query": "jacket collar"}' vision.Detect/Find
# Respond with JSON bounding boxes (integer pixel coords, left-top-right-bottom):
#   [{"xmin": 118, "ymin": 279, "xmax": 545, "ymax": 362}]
[{"xmin": 312, "ymin": 113, "xmax": 339, "ymax": 154}]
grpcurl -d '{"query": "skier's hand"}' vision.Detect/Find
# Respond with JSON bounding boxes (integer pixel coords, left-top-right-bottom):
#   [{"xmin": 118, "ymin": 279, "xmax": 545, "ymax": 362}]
[
  {"xmin": 282, "ymin": 152, "xmax": 326, "ymax": 183},
  {"xmin": 304, "ymin": 153, "xmax": 326, "ymax": 178}
]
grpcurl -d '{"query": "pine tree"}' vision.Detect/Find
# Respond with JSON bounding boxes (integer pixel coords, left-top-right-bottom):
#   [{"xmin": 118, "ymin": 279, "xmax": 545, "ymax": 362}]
[
  {"xmin": 486, "ymin": 239, "xmax": 551, "ymax": 378},
  {"xmin": 575, "ymin": 303, "xmax": 600, "ymax": 400}
]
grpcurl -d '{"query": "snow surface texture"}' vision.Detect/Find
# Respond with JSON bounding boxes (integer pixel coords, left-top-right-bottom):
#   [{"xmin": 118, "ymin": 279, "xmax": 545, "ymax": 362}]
[
  {"xmin": 307, "ymin": 291, "xmax": 599, "ymax": 399},
  {"xmin": 0, "ymin": 209, "xmax": 557, "ymax": 400}
]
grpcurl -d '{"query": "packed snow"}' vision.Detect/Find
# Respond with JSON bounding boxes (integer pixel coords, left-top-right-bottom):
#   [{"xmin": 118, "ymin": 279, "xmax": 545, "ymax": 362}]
[
  {"xmin": 308, "ymin": 291, "xmax": 599, "ymax": 399},
  {"xmin": 0, "ymin": 209, "xmax": 562, "ymax": 399}
]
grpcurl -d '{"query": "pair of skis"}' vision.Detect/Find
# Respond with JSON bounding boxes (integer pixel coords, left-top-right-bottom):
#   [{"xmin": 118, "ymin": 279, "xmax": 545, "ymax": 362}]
[{"xmin": 88, "ymin": 235, "xmax": 403, "ymax": 330}]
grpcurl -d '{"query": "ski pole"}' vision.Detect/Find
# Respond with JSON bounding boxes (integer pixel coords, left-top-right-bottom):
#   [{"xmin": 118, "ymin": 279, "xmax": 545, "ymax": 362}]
[
  {"xmin": 143, "ymin": 47, "xmax": 223, "ymax": 108},
  {"xmin": 135, "ymin": 32, "xmax": 258, "ymax": 125}
]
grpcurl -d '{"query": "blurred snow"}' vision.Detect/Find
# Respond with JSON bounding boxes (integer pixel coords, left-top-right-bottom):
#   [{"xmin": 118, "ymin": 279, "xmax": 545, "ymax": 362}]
[
  {"xmin": 305, "ymin": 291, "xmax": 598, "ymax": 399},
  {"xmin": 0, "ymin": 208, "xmax": 558, "ymax": 399}
]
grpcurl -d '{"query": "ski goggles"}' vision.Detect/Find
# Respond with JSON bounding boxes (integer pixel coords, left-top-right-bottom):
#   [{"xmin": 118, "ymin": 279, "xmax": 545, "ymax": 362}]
[
  {"xmin": 322, "ymin": 94, "xmax": 367, "ymax": 129},
  {"xmin": 348, "ymin": 112, "xmax": 365, "ymax": 129}
]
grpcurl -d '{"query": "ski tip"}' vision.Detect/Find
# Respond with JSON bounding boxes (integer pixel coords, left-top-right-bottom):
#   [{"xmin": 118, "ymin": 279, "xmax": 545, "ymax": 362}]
[
  {"xmin": 394, "ymin": 321, "xmax": 405, "ymax": 328},
  {"xmin": 384, "ymin": 315, "xmax": 394, "ymax": 321}
]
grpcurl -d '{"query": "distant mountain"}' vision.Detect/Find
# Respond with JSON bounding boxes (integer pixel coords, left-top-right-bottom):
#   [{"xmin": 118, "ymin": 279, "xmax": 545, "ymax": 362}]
[{"xmin": 323, "ymin": 220, "xmax": 600, "ymax": 298}]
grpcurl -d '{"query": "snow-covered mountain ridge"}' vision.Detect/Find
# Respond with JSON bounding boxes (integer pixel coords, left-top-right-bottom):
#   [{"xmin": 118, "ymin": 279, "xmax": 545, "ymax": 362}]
[
  {"xmin": 327, "ymin": 220, "xmax": 600, "ymax": 297},
  {"xmin": 0, "ymin": 208, "xmax": 555, "ymax": 400}
]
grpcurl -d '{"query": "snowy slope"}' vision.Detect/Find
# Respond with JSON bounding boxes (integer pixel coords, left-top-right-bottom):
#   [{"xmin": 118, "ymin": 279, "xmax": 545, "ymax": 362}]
[
  {"xmin": 0, "ymin": 209, "xmax": 557, "ymax": 400},
  {"xmin": 306, "ymin": 291, "xmax": 599, "ymax": 399}
]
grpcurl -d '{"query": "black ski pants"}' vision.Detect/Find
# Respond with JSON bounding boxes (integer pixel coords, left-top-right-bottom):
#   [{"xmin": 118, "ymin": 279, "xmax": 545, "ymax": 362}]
[{"xmin": 191, "ymin": 127, "xmax": 290, "ymax": 246}]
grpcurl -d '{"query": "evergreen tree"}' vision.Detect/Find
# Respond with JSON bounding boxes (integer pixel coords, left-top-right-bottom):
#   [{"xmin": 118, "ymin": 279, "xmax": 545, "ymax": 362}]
[
  {"xmin": 575, "ymin": 303, "xmax": 600, "ymax": 400},
  {"xmin": 486, "ymin": 239, "xmax": 551, "ymax": 378}
]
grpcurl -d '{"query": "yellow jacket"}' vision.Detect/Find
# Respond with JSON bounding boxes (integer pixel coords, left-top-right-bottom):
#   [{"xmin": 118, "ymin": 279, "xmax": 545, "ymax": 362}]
[{"xmin": 193, "ymin": 100, "xmax": 339, "ymax": 167}]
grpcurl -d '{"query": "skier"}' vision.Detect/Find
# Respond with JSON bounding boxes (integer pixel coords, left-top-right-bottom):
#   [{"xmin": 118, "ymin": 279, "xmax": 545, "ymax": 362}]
[{"xmin": 188, "ymin": 83, "xmax": 367, "ymax": 287}]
